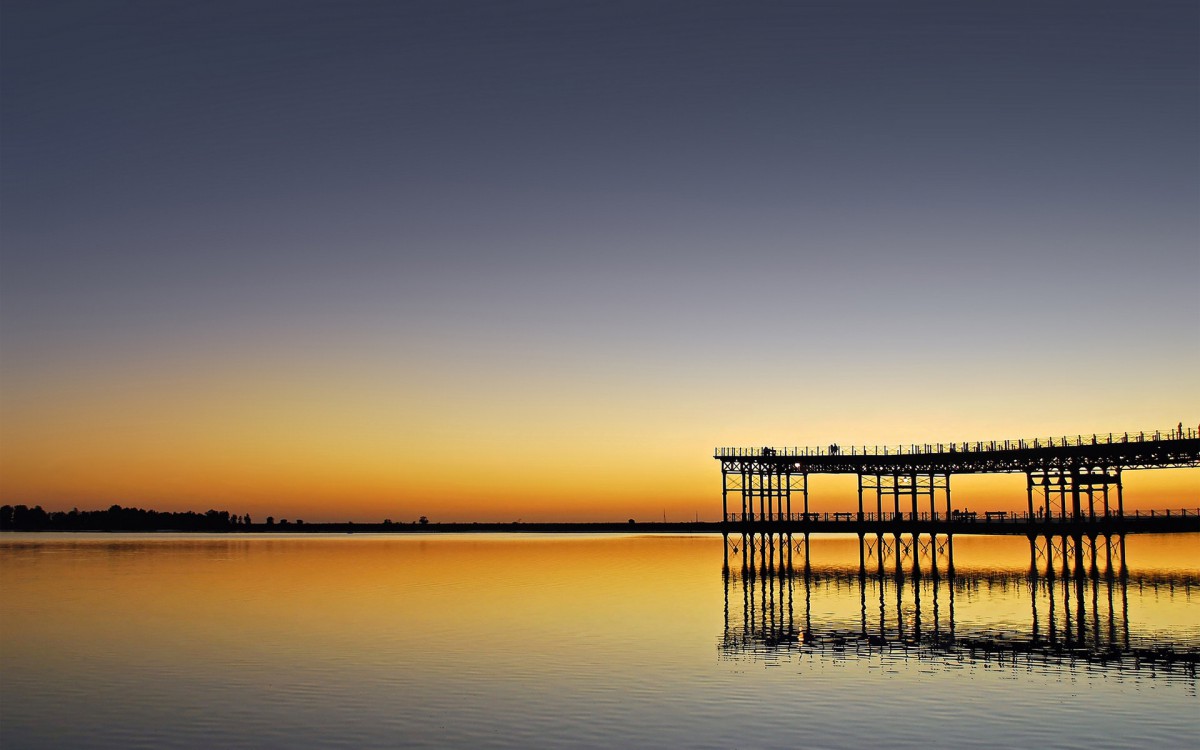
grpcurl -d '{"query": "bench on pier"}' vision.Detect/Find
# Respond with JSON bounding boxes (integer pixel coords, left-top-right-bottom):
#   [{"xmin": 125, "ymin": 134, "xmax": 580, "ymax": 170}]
[
  {"xmin": 952, "ymin": 510, "xmax": 977, "ymax": 522},
  {"xmin": 832, "ymin": 512, "xmax": 855, "ymax": 521},
  {"xmin": 984, "ymin": 511, "xmax": 1008, "ymax": 521}
]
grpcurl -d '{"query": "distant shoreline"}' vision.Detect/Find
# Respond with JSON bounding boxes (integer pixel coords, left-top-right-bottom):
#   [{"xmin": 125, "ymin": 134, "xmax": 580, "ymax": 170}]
[
  {"xmin": 5, "ymin": 519, "xmax": 1199, "ymax": 535},
  {"xmin": 1, "ymin": 521, "xmax": 722, "ymax": 534}
]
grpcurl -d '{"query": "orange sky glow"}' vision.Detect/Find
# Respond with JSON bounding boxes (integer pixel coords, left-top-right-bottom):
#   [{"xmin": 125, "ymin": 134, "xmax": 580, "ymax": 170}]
[{"xmin": 1, "ymin": 352, "xmax": 1195, "ymax": 522}]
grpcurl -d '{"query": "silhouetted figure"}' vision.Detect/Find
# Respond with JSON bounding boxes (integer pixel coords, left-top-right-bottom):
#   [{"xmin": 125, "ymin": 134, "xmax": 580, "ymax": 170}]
[{"xmin": 829, "ymin": 443, "xmax": 839, "ymax": 455}]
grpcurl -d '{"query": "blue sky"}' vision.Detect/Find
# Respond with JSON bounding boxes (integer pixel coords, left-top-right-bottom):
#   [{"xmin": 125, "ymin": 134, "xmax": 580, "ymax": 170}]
[{"xmin": 2, "ymin": 1, "xmax": 1196, "ymax": 519}]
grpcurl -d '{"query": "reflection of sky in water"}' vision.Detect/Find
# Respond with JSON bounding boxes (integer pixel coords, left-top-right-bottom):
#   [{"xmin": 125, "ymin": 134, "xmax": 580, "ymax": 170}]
[{"xmin": 1, "ymin": 534, "xmax": 1196, "ymax": 749}]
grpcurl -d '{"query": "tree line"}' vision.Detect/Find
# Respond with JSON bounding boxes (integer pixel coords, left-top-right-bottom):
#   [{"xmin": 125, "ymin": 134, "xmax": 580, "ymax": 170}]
[{"xmin": 0, "ymin": 504, "xmax": 251, "ymax": 531}]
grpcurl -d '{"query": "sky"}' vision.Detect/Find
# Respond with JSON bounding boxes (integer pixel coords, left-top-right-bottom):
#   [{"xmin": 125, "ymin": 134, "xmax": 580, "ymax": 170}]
[{"xmin": 2, "ymin": 0, "xmax": 1197, "ymax": 521}]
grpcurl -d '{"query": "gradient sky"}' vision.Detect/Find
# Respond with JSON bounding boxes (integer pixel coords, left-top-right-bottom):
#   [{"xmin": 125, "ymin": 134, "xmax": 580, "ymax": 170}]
[{"xmin": 2, "ymin": 1, "xmax": 1197, "ymax": 521}]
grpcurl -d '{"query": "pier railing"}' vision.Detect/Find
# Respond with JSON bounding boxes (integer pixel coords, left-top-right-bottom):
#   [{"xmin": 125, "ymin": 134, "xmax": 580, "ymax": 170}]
[{"xmin": 714, "ymin": 426, "xmax": 1197, "ymax": 459}]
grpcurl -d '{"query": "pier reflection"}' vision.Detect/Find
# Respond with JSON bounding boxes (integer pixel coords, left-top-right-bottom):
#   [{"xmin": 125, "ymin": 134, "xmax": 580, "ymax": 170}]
[{"xmin": 720, "ymin": 532, "xmax": 1199, "ymax": 681}]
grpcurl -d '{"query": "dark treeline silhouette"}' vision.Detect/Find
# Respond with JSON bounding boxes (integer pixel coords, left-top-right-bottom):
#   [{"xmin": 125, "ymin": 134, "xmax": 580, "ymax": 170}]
[
  {"xmin": 0, "ymin": 506, "xmax": 716, "ymax": 533},
  {"xmin": 0, "ymin": 504, "xmax": 250, "ymax": 532}
]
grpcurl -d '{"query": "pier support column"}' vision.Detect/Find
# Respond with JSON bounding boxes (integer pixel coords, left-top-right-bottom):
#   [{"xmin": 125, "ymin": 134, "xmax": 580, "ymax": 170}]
[
  {"xmin": 1116, "ymin": 470, "xmax": 1124, "ymax": 518},
  {"xmin": 929, "ymin": 473, "xmax": 936, "ymax": 519},
  {"xmin": 785, "ymin": 470, "xmax": 792, "ymax": 521},
  {"xmin": 1071, "ymin": 472, "xmax": 1082, "ymax": 521},
  {"xmin": 770, "ymin": 470, "xmax": 776, "ymax": 522},
  {"xmin": 758, "ymin": 471, "xmax": 766, "ymax": 523},
  {"xmin": 876, "ymin": 473, "xmax": 883, "ymax": 519},
  {"xmin": 910, "ymin": 471, "xmax": 919, "ymax": 519},
  {"xmin": 763, "ymin": 474, "xmax": 771, "ymax": 523},
  {"xmin": 1026, "ymin": 472, "xmax": 1035, "ymax": 519},
  {"xmin": 857, "ymin": 473, "xmax": 864, "ymax": 522},
  {"xmin": 741, "ymin": 468, "xmax": 750, "ymax": 522},
  {"xmin": 768, "ymin": 471, "xmax": 777, "ymax": 522},
  {"xmin": 722, "ymin": 466, "xmax": 729, "ymax": 523},
  {"xmin": 803, "ymin": 473, "xmax": 810, "ymax": 519},
  {"xmin": 1059, "ymin": 474, "xmax": 1067, "ymax": 520}
]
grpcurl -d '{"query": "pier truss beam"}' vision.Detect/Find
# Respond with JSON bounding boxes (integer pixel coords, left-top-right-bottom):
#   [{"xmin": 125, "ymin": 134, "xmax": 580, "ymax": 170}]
[
  {"xmin": 723, "ymin": 463, "xmax": 807, "ymax": 522},
  {"xmin": 858, "ymin": 472, "xmax": 951, "ymax": 520},
  {"xmin": 1028, "ymin": 467, "xmax": 1122, "ymax": 521}
]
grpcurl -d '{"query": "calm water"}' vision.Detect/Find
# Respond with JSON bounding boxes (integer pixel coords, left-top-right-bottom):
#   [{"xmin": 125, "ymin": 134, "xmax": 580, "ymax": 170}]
[{"xmin": 1, "ymin": 533, "xmax": 1196, "ymax": 749}]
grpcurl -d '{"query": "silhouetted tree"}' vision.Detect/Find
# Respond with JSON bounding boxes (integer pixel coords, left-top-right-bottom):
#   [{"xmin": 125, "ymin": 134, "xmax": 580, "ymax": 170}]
[
  {"xmin": 0, "ymin": 504, "xmax": 243, "ymax": 531},
  {"xmin": 10, "ymin": 505, "xmax": 50, "ymax": 529}
]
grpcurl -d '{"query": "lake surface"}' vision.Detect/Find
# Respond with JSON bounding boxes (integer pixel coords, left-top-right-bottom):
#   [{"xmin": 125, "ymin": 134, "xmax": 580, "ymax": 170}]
[{"xmin": 2, "ymin": 533, "xmax": 1197, "ymax": 749}]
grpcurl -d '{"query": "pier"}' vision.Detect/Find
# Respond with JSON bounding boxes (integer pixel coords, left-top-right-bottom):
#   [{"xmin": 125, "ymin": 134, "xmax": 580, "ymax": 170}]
[{"xmin": 714, "ymin": 427, "xmax": 1200, "ymax": 535}]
